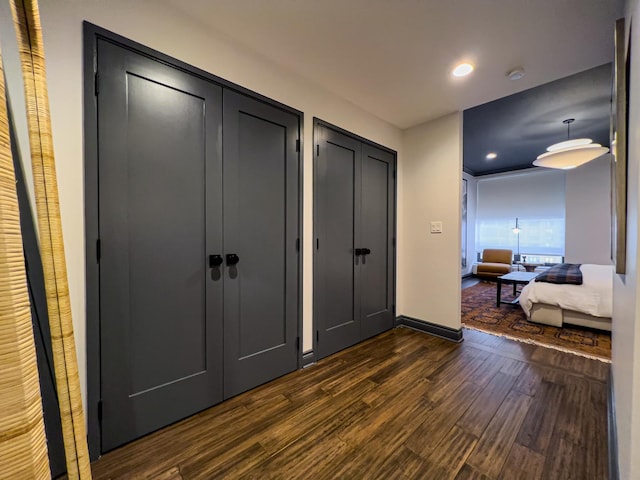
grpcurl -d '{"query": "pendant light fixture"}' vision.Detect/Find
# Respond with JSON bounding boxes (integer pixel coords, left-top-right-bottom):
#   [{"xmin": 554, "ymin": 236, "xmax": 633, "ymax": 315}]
[{"xmin": 533, "ymin": 118, "xmax": 609, "ymax": 170}]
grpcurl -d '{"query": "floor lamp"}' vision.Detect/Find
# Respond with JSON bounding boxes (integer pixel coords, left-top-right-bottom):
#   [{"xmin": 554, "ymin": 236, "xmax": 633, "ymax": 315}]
[{"xmin": 512, "ymin": 218, "xmax": 521, "ymax": 262}]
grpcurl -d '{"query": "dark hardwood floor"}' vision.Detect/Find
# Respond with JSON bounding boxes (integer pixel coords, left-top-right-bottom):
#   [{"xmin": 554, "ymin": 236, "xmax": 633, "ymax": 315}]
[{"xmin": 89, "ymin": 327, "xmax": 609, "ymax": 480}]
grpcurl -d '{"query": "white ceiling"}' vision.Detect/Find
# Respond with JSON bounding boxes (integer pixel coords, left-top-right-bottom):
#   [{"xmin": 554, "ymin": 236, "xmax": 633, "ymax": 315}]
[{"xmin": 163, "ymin": 0, "xmax": 616, "ymax": 129}]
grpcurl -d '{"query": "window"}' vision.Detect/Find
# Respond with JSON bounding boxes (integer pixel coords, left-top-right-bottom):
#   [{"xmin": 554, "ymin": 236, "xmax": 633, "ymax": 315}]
[{"xmin": 476, "ymin": 170, "xmax": 565, "ymax": 258}]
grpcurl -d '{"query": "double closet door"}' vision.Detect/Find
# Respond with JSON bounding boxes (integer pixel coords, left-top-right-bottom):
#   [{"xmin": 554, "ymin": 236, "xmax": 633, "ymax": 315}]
[
  {"xmin": 314, "ymin": 122, "xmax": 396, "ymax": 360},
  {"xmin": 96, "ymin": 40, "xmax": 299, "ymax": 452}
]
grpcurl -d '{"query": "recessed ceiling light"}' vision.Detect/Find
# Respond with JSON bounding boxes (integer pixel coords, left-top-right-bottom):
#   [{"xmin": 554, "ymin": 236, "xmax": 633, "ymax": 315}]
[
  {"xmin": 452, "ymin": 63, "xmax": 474, "ymax": 77},
  {"xmin": 486, "ymin": 152, "xmax": 497, "ymax": 159}
]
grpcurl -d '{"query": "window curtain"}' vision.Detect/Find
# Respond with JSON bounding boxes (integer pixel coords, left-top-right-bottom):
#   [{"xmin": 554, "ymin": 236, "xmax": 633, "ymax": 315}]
[{"xmin": 476, "ymin": 170, "xmax": 565, "ymax": 257}]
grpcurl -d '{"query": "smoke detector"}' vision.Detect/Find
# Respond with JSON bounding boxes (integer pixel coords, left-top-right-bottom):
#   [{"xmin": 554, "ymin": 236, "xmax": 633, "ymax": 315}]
[{"xmin": 507, "ymin": 67, "xmax": 525, "ymax": 80}]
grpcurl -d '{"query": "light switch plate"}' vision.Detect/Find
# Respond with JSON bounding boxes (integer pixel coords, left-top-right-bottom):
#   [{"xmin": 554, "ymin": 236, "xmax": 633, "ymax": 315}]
[{"xmin": 430, "ymin": 221, "xmax": 443, "ymax": 234}]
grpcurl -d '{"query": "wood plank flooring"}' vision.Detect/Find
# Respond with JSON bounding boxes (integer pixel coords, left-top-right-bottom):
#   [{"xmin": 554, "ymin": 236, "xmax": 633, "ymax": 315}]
[{"xmin": 89, "ymin": 327, "xmax": 609, "ymax": 480}]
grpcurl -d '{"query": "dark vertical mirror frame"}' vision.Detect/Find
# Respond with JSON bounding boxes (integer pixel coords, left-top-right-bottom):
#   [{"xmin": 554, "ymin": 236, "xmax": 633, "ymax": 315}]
[
  {"xmin": 611, "ymin": 17, "xmax": 629, "ymax": 275},
  {"xmin": 83, "ymin": 22, "xmax": 303, "ymax": 459}
]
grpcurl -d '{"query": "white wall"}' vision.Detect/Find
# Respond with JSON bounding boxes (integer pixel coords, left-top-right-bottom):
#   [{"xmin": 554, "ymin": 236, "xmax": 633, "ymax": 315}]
[
  {"xmin": 462, "ymin": 172, "xmax": 477, "ymax": 275},
  {"xmin": 398, "ymin": 113, "xmax": 462, "ymax": 329},
  {"xmin": 565, "ymin": 155, "xmax": 612, "ymax": 264},
  {"xmin": 0, "ymin": 0, "xmax": 403, "ymax": 411},
  {"xmin": 614, "ymin": 2, "xmax": 640, "ymax": 478}
]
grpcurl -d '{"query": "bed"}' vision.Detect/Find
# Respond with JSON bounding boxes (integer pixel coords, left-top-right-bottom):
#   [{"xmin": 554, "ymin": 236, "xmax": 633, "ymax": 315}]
[{"xmin": 518, "ymin": 264, "xmax": 613, "ymax": 331}]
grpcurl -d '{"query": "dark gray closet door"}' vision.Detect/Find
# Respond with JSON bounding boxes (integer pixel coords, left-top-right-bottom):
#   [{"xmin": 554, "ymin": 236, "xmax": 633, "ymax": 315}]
[
  {"xmin": 222, "ymin": 90, "xmax": 299, "ymax": 398},
  {"xmin": 97, "ymin": 40, "xmax": 223, "ymax": 451},
  {"xmin": 314, "ymin": 126, "xmax": 362, "ymax": 359},
  {"xmin": 360, "ymin": 144, "xmax": 395, "ymax": 339},
  {"xmin": 314, "ymin": 122, "xmax": 396, "ymax": 361}
]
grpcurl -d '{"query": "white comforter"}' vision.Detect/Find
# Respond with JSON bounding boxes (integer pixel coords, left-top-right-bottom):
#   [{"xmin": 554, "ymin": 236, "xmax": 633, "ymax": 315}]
[{"xmin": 519, "ymin": 264, "xmax": 613, "ymax": 318}]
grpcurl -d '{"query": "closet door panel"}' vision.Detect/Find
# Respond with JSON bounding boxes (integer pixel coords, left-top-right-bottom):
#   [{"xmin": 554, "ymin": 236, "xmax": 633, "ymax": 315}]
[
  {"xmin": 314, "ymin": 122, "xmax": 396, "ymax": 360},
  {"xmin": 97, "ymin": 40, "xmax": 223, "ymax": 451},
  {"xmin": 360, "ymin": 145, "xmax": 395, "ymax": 338},
  {"xmin": 223, "ymin": 90, "xmax": 299, "ymax": 398},
  {"xmin": 315, "ymin": 127, "xmax": 362, "ymax": 359}
]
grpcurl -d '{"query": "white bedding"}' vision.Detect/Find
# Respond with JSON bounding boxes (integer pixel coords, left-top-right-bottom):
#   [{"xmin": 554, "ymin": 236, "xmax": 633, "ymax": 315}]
[{"xmin": 519, "ymin": 264, "xmax": 613, "ymax": 318}]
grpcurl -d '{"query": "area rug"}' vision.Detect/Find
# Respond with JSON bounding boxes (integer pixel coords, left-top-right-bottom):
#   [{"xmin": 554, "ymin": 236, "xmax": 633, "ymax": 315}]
[{"xmin": 462, "ymin": 281, "xmax": 611, "ymax": 362}]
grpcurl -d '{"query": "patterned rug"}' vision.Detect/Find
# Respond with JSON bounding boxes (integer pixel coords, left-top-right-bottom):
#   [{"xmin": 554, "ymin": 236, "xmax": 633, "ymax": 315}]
[{"xmin": 462, "ymin": 281, "xmax": 611, "ymax": 361}]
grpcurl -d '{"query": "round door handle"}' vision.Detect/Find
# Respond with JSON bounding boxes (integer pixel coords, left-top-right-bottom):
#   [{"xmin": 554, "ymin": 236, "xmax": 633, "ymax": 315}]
[
  {"xmin": 209, "ymin": 254, "xmax": 223, "ymax": 267},
  {"xmin": 226, "ymin": 253, "xmax": 240, "ymax": 265}
]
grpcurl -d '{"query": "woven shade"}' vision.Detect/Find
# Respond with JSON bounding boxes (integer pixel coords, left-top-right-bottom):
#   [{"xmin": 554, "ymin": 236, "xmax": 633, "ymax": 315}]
[
  {"xmin": 0, "ymin": 44, "xmax": 50, "ymax": 479},
  {"xmin": 11, "ymin": 0, "xmax": 92, "ymax": 477}
]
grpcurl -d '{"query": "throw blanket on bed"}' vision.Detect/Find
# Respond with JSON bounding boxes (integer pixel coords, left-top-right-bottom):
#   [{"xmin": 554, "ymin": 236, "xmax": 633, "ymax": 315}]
[{"xmin": 535, "ymin": 263, "xmax": 583, "ymax": 285}]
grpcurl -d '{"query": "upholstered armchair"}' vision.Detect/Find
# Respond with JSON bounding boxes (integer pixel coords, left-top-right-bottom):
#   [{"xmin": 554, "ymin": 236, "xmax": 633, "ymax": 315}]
[{"xmin": 476, "ymin": 249, "xmax": 513, "ymax": 279}]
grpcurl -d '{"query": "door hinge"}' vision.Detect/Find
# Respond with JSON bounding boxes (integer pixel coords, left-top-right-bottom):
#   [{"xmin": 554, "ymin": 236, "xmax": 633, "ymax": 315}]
[
  {"xmin": 316, "ymin": 144, "xmax": 320, "ymax": 156},
  {"xmin": 392, "ymin": 237, "xmax": 396, "ymax": 247},
  {"xmin": 316, "ymin": 238, "xmax": 319, "ymax": 250},
  {"xmin": 94, "ymin": 72, "xmax": 99, "ymax": 96},
  {"xmin": 296, "ymin": 336, "xmax": 300, "ymax": 351},
  {"xmin": 97, "ymin": 399, "xmax": 103, "ymax": 422},
  {"xmin": 96, "ymin": 238, "xmax": 101, "ymax": 263},
  {"xmin": 295, "ymin": 139, "xmax": 300, "ymax": 152},
  {"xmin": 393, "ymin": 169, "xmax": 396, "ymax": 179},
  {"xmin": 316, "ymin": 330, "xmax": 319, "ymax": 342},
  {"xmin": 296, "ymin": 238, "xmax": 300, "ymax": 252}
]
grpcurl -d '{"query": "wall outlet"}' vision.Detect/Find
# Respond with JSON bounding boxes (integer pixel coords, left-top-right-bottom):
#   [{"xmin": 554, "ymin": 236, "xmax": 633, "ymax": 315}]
[{"xmin": 430, "ymin": 221, "xmax": 443, "ymax": 234}]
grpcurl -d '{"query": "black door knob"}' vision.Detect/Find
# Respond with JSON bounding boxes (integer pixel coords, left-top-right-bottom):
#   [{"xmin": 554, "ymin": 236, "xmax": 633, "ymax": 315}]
[
  {"xmin": 355, "ymin": 248, "xmax": 363, "ymax": 256},
  {"xmin": 226, "ymin": 253, "xmax": 240, "ymax": 265},
  {"xmin": 362, "ymin": 248, "xmax": 371, "ymax": 255},
  {"xmin": 209, "ymin": 254, "xmax": 223, "ymax": 267}
]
